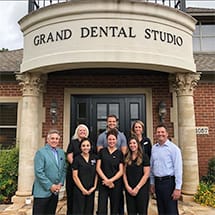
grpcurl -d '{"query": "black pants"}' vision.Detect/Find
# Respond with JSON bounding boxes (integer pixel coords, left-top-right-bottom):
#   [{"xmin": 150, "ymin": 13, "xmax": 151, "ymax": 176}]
[
  {"xmin": 155, "ymin": 176, "xmax": 179, "ymax": 215},
  {"xmin": 66, "ymin": 169, "xmax": 74, "ymax": 215},
  {"xmin": 73, "ymin": 186, "xmax": 95, "ymax": 215},
  {"xmin": 125, "ymin": 181, "xmax": 149, "ymax": 215},
  {"xmin": 33, "ymin": 193, "xmax": 58, "ymax": 215},
  {"xmin": 97, "ymin": 181, "xmax": 122, "ymax": 215}
]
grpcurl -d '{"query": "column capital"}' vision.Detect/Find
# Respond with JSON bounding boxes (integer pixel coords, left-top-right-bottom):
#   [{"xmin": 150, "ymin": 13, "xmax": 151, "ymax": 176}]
[
  {"xmin": 169, "ymin": 72, "xmax": 201, "ymax": 96},
  {"xmin": 16, "ymin": 72, "xmax": 47, "ymax": 96}
]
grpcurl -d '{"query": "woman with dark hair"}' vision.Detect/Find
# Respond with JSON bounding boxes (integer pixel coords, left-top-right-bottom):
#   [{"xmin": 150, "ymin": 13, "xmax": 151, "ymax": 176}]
[
  {"xmin": 96, "ymin": 128, "xmax": 124, "ymax": 215},
  {"xmin": 123, "ymin": 136, "xmax": 150, "ymax": 215},
  {"xmin": 72, "ymin": 138, "xmax": 97, "ymax": 215}
]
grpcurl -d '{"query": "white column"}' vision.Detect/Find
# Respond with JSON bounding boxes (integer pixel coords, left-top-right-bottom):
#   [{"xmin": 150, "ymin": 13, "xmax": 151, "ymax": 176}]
[
  {"xmin": 171, "ymin": 72, "xmax": 201, "ymax": 195},
  {"xmin": 13, "ymin": 73, "xmax": 47, "ymax": 203}
]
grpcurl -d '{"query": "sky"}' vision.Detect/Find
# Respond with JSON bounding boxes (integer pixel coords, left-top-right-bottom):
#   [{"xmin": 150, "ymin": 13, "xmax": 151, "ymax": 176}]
[{"xmin": 0, "ymin": 0, "xmax": 215, "ymax": 51}]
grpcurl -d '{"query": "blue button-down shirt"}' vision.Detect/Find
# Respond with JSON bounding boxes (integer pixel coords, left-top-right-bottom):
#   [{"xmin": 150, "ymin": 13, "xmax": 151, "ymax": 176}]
[
  {"xmin": 97, "ymin": 130, "xmax": 127, "ymax": 149},
  {"xmin": 150, "ymin": 139, "xmax": 183, "ymax": 189}
]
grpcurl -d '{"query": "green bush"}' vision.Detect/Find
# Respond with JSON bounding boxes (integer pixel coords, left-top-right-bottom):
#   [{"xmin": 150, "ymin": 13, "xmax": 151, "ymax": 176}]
[
  {"xmin": 0, "ymin": 147, "xmax": 19, "ymax": 204},
  {"xmin": 194, "ymin": 181, "xmax": 215, "ymax": 207},
  {"xmin": 194, "ymin": 157, "xmax": 215, "ymax": 208},
  {"xmin": 202, "ymin": 157, "xmax": 215, "ymax": 184}
]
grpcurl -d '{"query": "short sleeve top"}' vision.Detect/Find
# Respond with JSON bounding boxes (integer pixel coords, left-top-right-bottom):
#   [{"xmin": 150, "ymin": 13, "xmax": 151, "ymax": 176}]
[
  {"xmin": 97, "ymin": 147, "xmax": 123, "ymax": 179},
  {"xmin": 125, "ymin": 153, "xmax": 150, "ymax": 188},
  {"xmin": 72, "ymin": 153, "xmax": 97, "ymax": 189}
]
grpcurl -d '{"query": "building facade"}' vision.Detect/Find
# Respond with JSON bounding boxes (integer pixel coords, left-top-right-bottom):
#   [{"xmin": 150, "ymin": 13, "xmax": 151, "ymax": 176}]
[{"xmin": 0, "ymin": 0, "xmax": 214, "ymax": 203}]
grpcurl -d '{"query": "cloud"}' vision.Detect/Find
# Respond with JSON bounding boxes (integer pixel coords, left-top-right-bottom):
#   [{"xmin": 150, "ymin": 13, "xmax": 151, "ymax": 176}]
[{"xmin": 0, "ymin": 2, "xmax": 27, "ymax": 50}]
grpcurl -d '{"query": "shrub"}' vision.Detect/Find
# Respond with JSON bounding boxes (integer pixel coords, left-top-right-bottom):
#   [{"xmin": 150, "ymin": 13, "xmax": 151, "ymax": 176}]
[
  {"xmin": 201, "ymin": 157, "xmax": 215, "ymax": 184},
  {"xmin": 0, "ymin": 147, "xmax": 19, "ymax": 204},
  {"xmin": 194, "ymin": 181, "xmax": 215, "ymax": 207},
  {"xmin": 194, "ymin": 157, "xmax": 215, "ymax": 208}
]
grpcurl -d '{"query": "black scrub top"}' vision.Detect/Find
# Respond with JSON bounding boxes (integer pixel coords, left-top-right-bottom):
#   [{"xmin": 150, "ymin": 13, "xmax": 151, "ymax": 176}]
[
  {"xmin": 98, "ymin": 147, "xmax": 123, "ymax": 178},
  {"xmin": 72, "ymin": 153, "xmax": 97, "ymax": 189},
  {"xmin": 66, "ymin": 139, "xmax": 81, "ymax": 158},
  {"xmin": 140, "ymin": 137, "xmax": 152, "ymax": 159},
  {"xmin": 125, "ymin": 153, "xmax": 150, "ymax": 188}
]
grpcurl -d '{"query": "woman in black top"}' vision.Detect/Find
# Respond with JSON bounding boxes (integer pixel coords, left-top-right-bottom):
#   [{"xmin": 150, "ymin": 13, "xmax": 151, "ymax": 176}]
[
  {"xmin": 123, "ymin": 136, "xmax": 150, "ymax": 215},
  {"xmin": 96, "ymin": 128, "xmax": 124, "ymax": 215},
  {"xmin": 131, "ymin": 120, "xmax": 152, "ymax": 159},
  {"xmin": 72, "ymin": 138, "xmax": 98, "ymax": 215},
  {"xmin": 66, "ymin": 124, "xmax": 89, "ymax": 215}
]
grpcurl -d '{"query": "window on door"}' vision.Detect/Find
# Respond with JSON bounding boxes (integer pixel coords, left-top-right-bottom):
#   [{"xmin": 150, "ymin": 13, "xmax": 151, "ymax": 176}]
[{"xmin": 71, "ymin": 95, "xmax": 146, "ymax": 143}]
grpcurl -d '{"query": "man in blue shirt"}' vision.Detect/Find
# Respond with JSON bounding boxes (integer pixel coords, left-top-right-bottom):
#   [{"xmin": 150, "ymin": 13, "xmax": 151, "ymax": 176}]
[
  {"xmin": 97, "ymin": 114, "xmax": 127, "ymax": 154},
  {"xmin": 150, "ymin": 124, "xmax": 182, "ymax": 215}
]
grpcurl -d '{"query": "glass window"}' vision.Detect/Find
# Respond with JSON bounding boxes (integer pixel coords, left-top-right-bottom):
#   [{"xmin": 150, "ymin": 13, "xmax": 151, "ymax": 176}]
[
  {"xmin": 193, "ymin": 37, "xmax": 201, "ymax": 52},
  {"xmin": 77, "ymin": 103, "xmax": 86, "ymax": 118},
  {"xmin": 109, "ymin": 104, "xmax": 119, "ymax": 118},
  {"xmin": 201, "ymin": 25, "xmax": 215, "ymax": 35},
  {"xmin": 130, "ymin": 103, "xmax": 139, "ymax": 119},
  {"xmin": 0, "ymin": 103, "xmax": 17, "ymax": 149},
  {"xmin": 97, "ymin": 104, "xmax": 107, "ymax": 119},
  {"xmin": 193, "ymin": 23, "xmax": 215, "ymax": 52},
  {"xmin": 97, "ymin": 121, "xmax": 107, "ymax": 135},
  {"xmin": 194, "ymin": 25, "xmax": 200, "ymax": 35},
  {"xmin": 202, "ymin": 38, "xmax": 215, "ymax": 52}
]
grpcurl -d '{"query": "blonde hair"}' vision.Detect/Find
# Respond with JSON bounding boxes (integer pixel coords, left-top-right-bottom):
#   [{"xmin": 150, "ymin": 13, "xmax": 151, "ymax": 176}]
[
  {"xmin": 131, "ymin": 120, "xmax": 145, "ymax": 136},
  {"xmin": 72, "ymin": 124, "xmax": 89, "ymax": 140}
]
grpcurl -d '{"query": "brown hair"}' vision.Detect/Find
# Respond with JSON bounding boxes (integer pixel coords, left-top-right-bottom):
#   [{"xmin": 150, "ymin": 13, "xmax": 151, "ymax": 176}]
[
  {"xmin": 124, "ymin": 135, "xmax": 143, "ymax": 166},
  {"xmin": 156, "ymin": 124, "xmax": 168, "ymax": 131},
  {"xmin": 107, "ymin": 114, "xmax": 118, "ymax": 121},
  {"xmin": 106, "ymin": 128, "xmax": 118, "ymax": 139}
]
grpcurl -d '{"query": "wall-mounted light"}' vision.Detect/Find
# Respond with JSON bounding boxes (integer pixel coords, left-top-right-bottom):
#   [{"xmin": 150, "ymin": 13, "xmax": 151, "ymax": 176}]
[
  {"xmin": 158, "ymin": 101, "xmax": 167, "ymax": 123},
  {"xmin": 50, "ymin": 100, "xmax": 57, "ymax": 124}
]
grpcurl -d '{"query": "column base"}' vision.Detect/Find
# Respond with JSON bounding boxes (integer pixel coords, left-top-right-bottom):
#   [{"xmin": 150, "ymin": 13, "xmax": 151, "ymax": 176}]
[
  {"xmin": 12, "ymin": 191, "xmax": 33, "ymax": 205},
  {"xmin": 181, "ymin": 193, "xmax": 195, "ymax": 202}
]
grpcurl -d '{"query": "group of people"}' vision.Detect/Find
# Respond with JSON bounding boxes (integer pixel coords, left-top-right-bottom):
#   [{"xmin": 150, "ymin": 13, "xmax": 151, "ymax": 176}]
[{"xmin": 32, "ymin": 114, "xmax": 183, "ymax": 215}]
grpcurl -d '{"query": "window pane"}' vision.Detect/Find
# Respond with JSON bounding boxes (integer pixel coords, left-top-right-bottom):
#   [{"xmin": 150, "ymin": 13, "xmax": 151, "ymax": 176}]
[
  {"xmin": 0, "ymin": 128, "xmax": 16, "ymax": 149},
  {"xmin": 130, "ymin": 103, "xmax": 139, "ymax": 119},
  {"xmin": 77, "ymin": 103, "xmax": 86, "ymax": 118},
  {"xmin": 202, "ymin": 38, "xmax": 215, "ymax": 52},
  {"xmin": 193, "ymin": 37, "xmax": 201, "ymax": 52},
  {"xmin": 97, "ymin": 121, "xmax": 106, "ymax": 135},
  {"xmin": 109, "ymin": 104, "xmax": 119, "ymax": 118},
  {"xmin": 0, "ymin": 103, "xmax": 17, "ymax": 125},
  {"xmin": 97, "ymin": 104, "xmax": 107, "ymax": 119},
  {"xmin": 193, "ymin": 25, "xmax": 200, "ymax": 36},
  {"xmin": 201, "ymin": 25, "xmax": 215, "ymax": 35}
]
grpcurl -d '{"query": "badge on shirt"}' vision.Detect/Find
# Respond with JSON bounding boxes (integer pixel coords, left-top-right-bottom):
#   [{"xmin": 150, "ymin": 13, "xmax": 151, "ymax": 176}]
[{"xmin": 91, "ymin": 159, "xmax": 96, "ymax": 165}]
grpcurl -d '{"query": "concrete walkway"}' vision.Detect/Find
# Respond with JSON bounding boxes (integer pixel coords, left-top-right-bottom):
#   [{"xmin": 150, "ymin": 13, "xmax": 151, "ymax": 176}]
[{"xmin": 0, "ymin": 195, "xmax": 215, "ymax": 215}]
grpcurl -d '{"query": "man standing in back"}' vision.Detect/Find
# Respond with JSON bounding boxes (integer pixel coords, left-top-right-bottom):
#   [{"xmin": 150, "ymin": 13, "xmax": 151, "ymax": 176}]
[{"xmin": 97, "ymin": 114, "xmax": 127, "ymax": 155}]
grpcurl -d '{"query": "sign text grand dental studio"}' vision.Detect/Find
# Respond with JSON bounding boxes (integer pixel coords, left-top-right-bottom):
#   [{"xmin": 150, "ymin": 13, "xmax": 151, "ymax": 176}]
[{"xmin": 33, "ymin": 26, "xmax": 183, "ymax": 47}]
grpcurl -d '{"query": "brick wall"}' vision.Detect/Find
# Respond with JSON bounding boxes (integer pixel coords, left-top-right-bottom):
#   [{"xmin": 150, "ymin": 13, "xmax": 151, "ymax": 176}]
[
  {"xmin": 0, "ymin": 82, "xmax": 21, "ymax": 96},
  {"xmin": 194, "ymin": 82, "xmax": 215, "ymax": 177},
  {"xmin": 1, "ymin": 72, "xmax": 214, "ymax": 177},
  {"xmin": 43, "ymin": 72, "xmax": 174, "ymax": 148}
]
